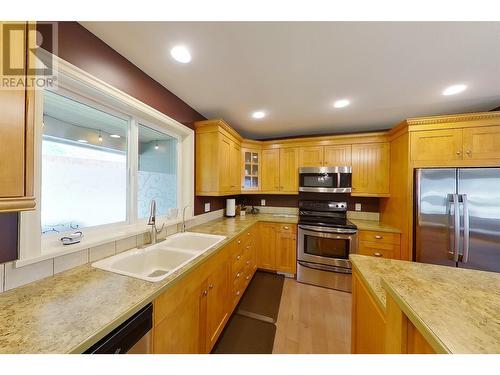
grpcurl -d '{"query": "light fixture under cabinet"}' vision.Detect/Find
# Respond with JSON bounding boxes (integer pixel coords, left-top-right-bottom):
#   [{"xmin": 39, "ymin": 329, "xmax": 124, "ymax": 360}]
[{"xmin": 110, "ymin": 134, "xmax": 121, "ymax": 139}]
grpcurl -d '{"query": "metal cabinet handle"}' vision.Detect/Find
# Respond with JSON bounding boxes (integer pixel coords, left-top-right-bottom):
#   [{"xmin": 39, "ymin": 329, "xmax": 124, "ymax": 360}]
[
  {"xmin": 246, "ymin": 275, "xmax": 250, "ymax": 280},
  {"xmin": 246, "ymin": 245, "xmax": 250, "ymax": 249},
  {"xmin": 236, "ymin": 291, "xmax": 240, "ymax": 296},
  {"xmin": 452, "ymin": 194, "xmax": 460, "ymax": 262},
  {"xmin": 236, "ymin": 255, "xmax": 241, "ymax": 260},
  {"xmin": 466, "ymin": 150, "xmax": 471, "ymax": 155},
  {"xmin": 247, "ymin": 232, "xmax": 250, "ymax": 236},
  {"xmin": 246, "ymin": 260, "xmax": 250, "ymax": 265},
  {"xmin": 456, "ymin": 151, "xmax": 461, "ymax": 155},
  {"xmin": 209, "ymin": 284, "xmax": 214, "ymax": 289},
  {"xmin": 202, "ymin": 290, "xmax": 208, "ymax": 296},
  {"xmin": 237, "ymin": 240, "xmax": 241, "ymax": 244},
  {"xmin": 374, "ymin": 235, "xmax": 383, "ymax": 239},
  {"xmin": 283, "ymin": 226, "xmax": 289, "ymax": 230},
  {"xmin": 373, "ymin": 252, "xmax": 382, "ymax": 257}
]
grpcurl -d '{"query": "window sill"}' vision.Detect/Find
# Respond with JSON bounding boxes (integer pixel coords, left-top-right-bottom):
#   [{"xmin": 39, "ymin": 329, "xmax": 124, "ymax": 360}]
[{"xmin": 15, "ymin": 218, "xmax": 182, "ymax": 268}]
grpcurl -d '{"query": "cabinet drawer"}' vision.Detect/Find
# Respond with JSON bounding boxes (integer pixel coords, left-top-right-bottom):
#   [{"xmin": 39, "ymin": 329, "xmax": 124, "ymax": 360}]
[
  {"xmin": 358, "ymin": 230, "xmax": 400, "ymax": 245},
  {"xmin": 358, "ymin": 241, "xmax": 399, "ymax": 259},
  {"xmin": 277, "ymin": 223, "xmax": 296, "ymax": 233}
]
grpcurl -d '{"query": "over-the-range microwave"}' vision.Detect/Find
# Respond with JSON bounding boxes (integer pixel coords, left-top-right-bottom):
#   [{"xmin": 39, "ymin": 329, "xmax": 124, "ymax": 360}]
[{"xmin": 298, "ymin": 166, "xmax": 352, "ymax": 193}]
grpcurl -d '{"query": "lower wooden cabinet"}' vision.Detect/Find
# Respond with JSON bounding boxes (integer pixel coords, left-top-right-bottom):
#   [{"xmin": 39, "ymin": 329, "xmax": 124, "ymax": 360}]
[
  {"xmin": 351, "ymin": 270, "xmax": 386, "ymax": 354},
  {"xmin": 357, "ymin": 230, "xmax": 401, "ymax": 259},
  {"xmin": 257, "ymin": 222, "xmax": 297, "ymax": 274}
]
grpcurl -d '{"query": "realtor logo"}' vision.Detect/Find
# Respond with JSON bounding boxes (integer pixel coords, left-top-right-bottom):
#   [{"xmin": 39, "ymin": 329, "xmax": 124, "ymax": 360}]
[{"xmin": 1, "ymin": 21, "xmax": 58, "ymax": 90}]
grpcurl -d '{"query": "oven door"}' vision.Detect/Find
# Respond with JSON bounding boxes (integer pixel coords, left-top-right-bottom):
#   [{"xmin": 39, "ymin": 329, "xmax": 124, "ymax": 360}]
[{"xmin": 297, "ymin": 225, "xmax": 357, "ymax": 268}]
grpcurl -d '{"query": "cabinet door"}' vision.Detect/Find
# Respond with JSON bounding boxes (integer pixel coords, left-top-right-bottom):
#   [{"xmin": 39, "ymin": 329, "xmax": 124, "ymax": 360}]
[
  {"xmin": 229, "ymin": 141, "xmax": 241, "ymax": 192},
  {"xmin": 261, "ymin": 149, "xmax": 280, "ymax": 191},
  {"xmin": 257, "ymin": 223, "xmax": 276, "ymax": 271},
  {"xmin": 241, "ymin": 149, "xmax": 261, "ymax": 191},
  {"xmin": 324, "ymin": 145, "xmax": 352, "ymax": 166},
  {"xmin": 351, "ymin": 143, "xmax": 390, "ymax": 196},
  {"xmin": 153, "ymin": 275, "xmax": 205, "ymax": 353},
  {"xmin": 0, "ymin": 22, "xmax": 26, "ymax": 198},
  {"xmin": 351, "ymin": 271, "xmax": 386, "ymax": 354},
  {"xmin": 279, "ymin": 147, "xmax": 299, "ymax": 193},
  {"xmin": 205, "ymin": 260, "xmax": 230, "ymax": 352},
  {"xmin": 218, "ymin": 135, "xmax": 232, "ymax": 192},
  {"xmin": 299, "ymin": 146, "xmax": 324, "ymax": 167},
  {"xmin": 463, "ymin": 125, "xmax": 500, "ymax": 161},
  {"xmin": 410, "ymin": 129, "xmax": 463, "ymax": 162},
  {"xmin": 275, "ymin": 230, "xmax": 297, "ymax": 274}
]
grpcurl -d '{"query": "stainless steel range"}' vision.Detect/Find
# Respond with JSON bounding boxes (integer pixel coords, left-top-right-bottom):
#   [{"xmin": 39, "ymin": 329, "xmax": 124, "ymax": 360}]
[{"xmin": 297, "ymin": 200, "xmax": 358, "ymax": 292}]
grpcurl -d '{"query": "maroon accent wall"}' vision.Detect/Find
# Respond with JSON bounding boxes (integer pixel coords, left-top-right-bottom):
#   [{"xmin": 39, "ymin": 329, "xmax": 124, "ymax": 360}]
[{"xmin": 239, "ymin": 193, "xmax": 379, "ymax": 212}]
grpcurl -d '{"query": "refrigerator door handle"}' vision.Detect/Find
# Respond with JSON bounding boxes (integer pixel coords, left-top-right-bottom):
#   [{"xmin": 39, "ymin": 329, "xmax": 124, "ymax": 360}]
[
  {"xmin": 462, "ymin": 194, "xmax": 470, "ymax": 263},
  {"xmin": 452, "ymin": 193, "xmax": 460, "ymax": 262}
]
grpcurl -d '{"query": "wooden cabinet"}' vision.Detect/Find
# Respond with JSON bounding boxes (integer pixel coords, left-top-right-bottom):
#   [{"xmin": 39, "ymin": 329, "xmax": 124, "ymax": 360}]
[
  {"xmin": 195, "ymin": 119, "xmax": 242, "ymax": 196},
  {"xmin": 299, "ymin": 146, "xmax": 324, "ymax": 167},
  {"xmin": 204, "ymin": 260, "xmax": 230, "ymax": 351},
  {"xmin": 261, "ymin": 149, "xmax": 280, "ymax": 192},
  {"xmin": 351, "ymin": 143, "xmax": 390, "ymax": 197},
  {"xmin": 279, "ymin": 148, "xmax": 299, "ymax": 193},
  {"xmin": 0, "ymin": 21, "xmax": 36, "ymax": 212},
  {"xmin": 257, "ymin": 222, "xmax": 277, "ymax": 271},
  {"xmin": 241, "ymin": 148, "xmax": 261, "ymax": 191},
  {"xmin": 410, "ymin": 129, "xmax": 463, "ymax": 163},
  {"xmin": 257, "ymin": 222, "xmax": 297, "ymax": 274},
  {"xmin": 299, "ymin": 144, "xmax": 352, "ymax": 167},
  {"xmin": 351, "ymin": 269, "xmax": 386, "ymax": 354},
  {"xmin": 261, "ymin": 148, "xmax": 299, "ymax": 194},
  {"xmin": 324, "ymin": 145, "xmax": 352, "ymax": 166},
  {"xmin": 462, "ymin": 125, "xmax": 500, "ymax": 161},
  {"xmin": 358, "ymin": 230, "xmax": 401, "ymax": 259},
  {"xmin": 275, "ymin": 225, "xmax": 297, "ymax": 274}
]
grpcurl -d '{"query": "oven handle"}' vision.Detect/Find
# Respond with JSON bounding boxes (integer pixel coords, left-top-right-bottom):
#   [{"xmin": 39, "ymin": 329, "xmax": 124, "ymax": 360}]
[
  {"xmin": 298, "ymin": 261, "xmax": 352, "ymax": 274},
  {"xmin": 298, "ymin": 224, "xmax": 357, "ymax": 235}
]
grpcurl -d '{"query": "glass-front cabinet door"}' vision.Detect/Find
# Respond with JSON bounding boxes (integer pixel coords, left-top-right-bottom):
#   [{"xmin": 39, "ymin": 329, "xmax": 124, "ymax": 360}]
[{"xmin": 241, "ymin": 148, "xmax": 261, "ymax": 191}]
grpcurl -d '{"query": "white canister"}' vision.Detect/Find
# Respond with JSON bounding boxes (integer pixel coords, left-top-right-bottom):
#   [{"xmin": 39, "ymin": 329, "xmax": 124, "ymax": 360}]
[{"xmin": 226, "ymin": 199, "xmax": 236, "ymax": 217}]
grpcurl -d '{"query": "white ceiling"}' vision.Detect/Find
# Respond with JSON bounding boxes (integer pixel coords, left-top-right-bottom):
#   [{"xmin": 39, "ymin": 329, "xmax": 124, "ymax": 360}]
[{"xmin": 81, "ymin": 22, "xmax": 500, "ymax": 139}]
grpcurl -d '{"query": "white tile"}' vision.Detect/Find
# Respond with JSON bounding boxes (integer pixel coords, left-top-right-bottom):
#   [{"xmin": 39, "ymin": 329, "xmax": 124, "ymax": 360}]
[
  {"xmin": 89, "ymin": 242, "xmax": 116, "ymax": 262},
  {"xmin": 116, "ymin": 236, "xmax": 137, "ymax": 253},
  {"xmin": 156, "ymin": 227, "xmax": 168, "ymax": 241},
  {"xmin": 136, "ymin": 232, "xmax": 151, "ymax": 247},
  {"xmin": 4, "ymin": 259, "xmax": 53, "ymax": 291},
  {"xmin": 54, "ymin": 249, "xmax": 88, "ymax": 274},
  {"xmin": 166, "ymin": 224, "xmax": 178, "ymax": 236},
  {"xmin": 0, "ymin": 264, "xmax": 4, "ymax": 293}
]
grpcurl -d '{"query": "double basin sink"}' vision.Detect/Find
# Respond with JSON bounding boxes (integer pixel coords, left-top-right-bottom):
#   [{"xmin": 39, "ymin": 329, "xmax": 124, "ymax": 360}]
[{"xmin": 92, "ymin": 232, "xmax": 226, "ymax": 282}]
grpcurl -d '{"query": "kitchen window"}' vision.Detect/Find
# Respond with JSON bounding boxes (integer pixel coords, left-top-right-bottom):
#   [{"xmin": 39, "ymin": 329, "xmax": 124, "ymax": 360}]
[{"xmin": 18, "ymin": 57, "xmax": 194, "ymax": 265}]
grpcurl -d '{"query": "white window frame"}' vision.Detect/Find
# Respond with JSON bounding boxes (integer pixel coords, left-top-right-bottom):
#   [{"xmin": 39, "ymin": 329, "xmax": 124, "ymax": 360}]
[{"xmin": 17, "ymin": 54, "xmax": 194, "ymax": 267}]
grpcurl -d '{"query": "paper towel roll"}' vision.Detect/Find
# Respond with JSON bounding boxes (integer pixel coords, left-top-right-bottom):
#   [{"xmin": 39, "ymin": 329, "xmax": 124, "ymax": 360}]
[{"xmin": 226, "ymin": 199, "xmax": 236, "ymax": 217}]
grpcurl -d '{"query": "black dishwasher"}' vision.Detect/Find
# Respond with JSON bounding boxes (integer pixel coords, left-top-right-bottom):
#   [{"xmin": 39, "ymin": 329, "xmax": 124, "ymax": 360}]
[{"xmin": 84, "ymin": 303, "xmax": 153, "ymax": 354}]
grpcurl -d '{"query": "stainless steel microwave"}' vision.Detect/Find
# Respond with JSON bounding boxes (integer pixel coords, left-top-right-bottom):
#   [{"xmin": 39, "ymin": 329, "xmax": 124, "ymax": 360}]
[{"xmin": 298, "ymin": 166, "xmax": 352, "ymax": 193}]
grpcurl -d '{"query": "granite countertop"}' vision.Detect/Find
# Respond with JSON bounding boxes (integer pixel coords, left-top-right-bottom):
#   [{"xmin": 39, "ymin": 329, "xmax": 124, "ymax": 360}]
[
  {"xmin": 0, "ymin": 213, "xmax": 296, "ymax": 354},
  {"xmin": 349, "ymin": 219, "xmax": 401, "ymax": 233},
  {"xmin": 350, "ymin": 254, "xmax": 500, "ymax": 354}
]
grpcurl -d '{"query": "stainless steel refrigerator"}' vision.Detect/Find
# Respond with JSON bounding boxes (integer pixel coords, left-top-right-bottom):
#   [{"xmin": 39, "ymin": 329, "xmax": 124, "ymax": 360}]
[{"xmin": 414, "ymin": 168, "xmax": 500, "ymax": 272}]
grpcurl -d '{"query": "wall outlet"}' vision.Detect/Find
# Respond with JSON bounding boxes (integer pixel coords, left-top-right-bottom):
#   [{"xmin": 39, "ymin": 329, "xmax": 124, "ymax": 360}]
[
  {"xmin": 260, "ymin": 199, "xmax": 266, "ymax": 206},
  {"xmin": 355, "ymin": 203, "xmax": 362, "ymax": 211},
  {"xmin": 204, "ymin": 203, "xmax": 211, "ymax": 212}
]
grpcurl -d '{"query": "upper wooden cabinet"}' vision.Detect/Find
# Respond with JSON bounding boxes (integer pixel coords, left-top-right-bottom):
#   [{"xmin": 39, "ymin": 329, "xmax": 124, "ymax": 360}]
[
  {"xmin": 410, "ymin": 129, "xmax": 463, "ymax": 163},
  {"xmin": 299, "ymin": 146, "xmax": 324, "ymax": 167},
  {"xmin": 195, "ymin": 119, "xmax": 242, "ymax": 196},
  {"xmin": 241, "ymin": 147, "xmax": 261, "ymax": 192},
  {"xmin": 351, "ymin": 143, "xmax": 390, "ymax": 197},
  {"xmin": 279, "ymin": 148, "xmax": 299, "ymax": 193},
  {"xmin": 0, "ymin": 21, "xmax": 36, "ymax": 212},
  {"xmin": 298, "ymin": 144, "xmax": 352, "ymax": 167},
  {"xmin": 261, "ymin": 148, "xmax": 299, "ymax": 194},
  {"xmin": 462, "ymin": 125, "xmax": 500, "ymax": 161}
]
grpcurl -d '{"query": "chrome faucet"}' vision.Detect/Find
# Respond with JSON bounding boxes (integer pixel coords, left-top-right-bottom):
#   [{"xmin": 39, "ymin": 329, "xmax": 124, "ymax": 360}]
[
  {"xmin": 147, "ymin": 199, "xmax": 165, "ymax": 244},
  {"xmin": 182, "ymin": 205, "xmax": 190, "ymax": 232}
]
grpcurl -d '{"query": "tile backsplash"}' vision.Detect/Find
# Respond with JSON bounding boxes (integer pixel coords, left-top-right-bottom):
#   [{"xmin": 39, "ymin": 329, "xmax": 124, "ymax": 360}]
[{"xmin": 0, "ymin": 209, "xmax": 225, "ymax": 294}]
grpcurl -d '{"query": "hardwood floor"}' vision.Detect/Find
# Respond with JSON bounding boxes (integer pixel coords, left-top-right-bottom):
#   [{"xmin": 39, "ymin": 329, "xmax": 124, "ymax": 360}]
[{"xmin": 272, "ymin": 278, "xmax": 352, "ymax": 354}]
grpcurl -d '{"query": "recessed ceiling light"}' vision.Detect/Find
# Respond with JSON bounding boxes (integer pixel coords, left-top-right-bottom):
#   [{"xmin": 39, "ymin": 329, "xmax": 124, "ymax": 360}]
[
  {"xmin": 110, "ymin": 134, "xmax": 121, "ymax": 139},
  {"xmin": 333, "ymin": 99, "xmax": 350, "ymax": 108},
  {"xmin": 170, "ymin": 45, "xmax": 191, "ymax": 63},
  {"xmin": 77, "ymin": 139, "xmax": 88, "ymax": 143},
  {"xmin": 442, "ymin": 84, "xmax": 467, "ymax": 96},
  {"xmin": 252, "ymin": 111, "xmax": 266, "ymax": 119}
]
